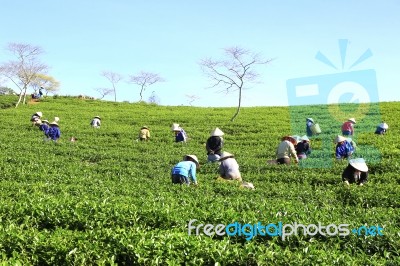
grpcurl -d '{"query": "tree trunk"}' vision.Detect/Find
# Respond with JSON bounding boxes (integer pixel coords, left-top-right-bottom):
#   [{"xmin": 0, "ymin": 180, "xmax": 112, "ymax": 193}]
[
  {"xmin": 15, "ymin": 91, "xmax": 24, "ymax": 108},
  {"xmin": 139, "ymin": 86, "xmax": 144, "ymax": 101},
  {"xmin": 113, "ymin": 85, "xmax": 117, "ymax": 102},
  {"xmin": 230, "ymin": 88, "xmax": 242, "ymax": 122}
]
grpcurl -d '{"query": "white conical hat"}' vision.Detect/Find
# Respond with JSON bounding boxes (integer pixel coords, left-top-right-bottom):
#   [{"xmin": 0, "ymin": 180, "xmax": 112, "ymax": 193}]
[
  {"xmin": 210, "ymin": 127, "xmax": 224, "ymax": 137},
  {"xmin": 349, "ymin": 158, "xmax": 368, "ymax": 172},
  {"xmin": 379, "ymin": 122, "xmax": 388, "ymax": 129},
  {"xmin": 94, "ymin": 116, "xmax": 101, "ymax": 120},
  {"xmin": 54, "ymin": 117, "xmax": 60, "ymax": 122},
  {"xmin": 348, "ymin": 118, "xmax": 356, "ymax": 124},
  {"xmin": 300, "ymin": 135, "xmax": 310, "ymax": 142},
  {"xmin": 185, "ymin": 154, "xmax": 199, "ymax": 168},
  {"xmin": 36, "ymin": 112, "xmax": 43, "ymax": 117},
  {"xmin": 291, "ymin": 135, "xmax": 301, "ymax": 144},
  {"xmin": 306, "ymin": 118, "xmax": 314, "ymax": 123},
  {"xmin": 50, "ymin": 121, "xmax": 59, "ymax": 127},
  {"xmin": 335, "ymin": 135, "xmax": 347, "ymax": 143},
  {"xmin": 219, "ymin": 151, "xmax": 234, "ymax": 161},
  {"xmin": 171, "ymin": 123, "xmax": 180, "ymax": 131}
]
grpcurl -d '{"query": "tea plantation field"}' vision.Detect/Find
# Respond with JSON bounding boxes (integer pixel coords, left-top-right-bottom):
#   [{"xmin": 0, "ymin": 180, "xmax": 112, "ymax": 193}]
[{"xmin": 0, "ymin": 96, "xmax": 399, "ymax": 265}]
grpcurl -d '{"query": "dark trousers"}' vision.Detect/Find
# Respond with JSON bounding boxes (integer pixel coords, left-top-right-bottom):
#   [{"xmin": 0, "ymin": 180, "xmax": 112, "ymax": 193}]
[
  {"xmin": 171, "ymin": 174, "xmax": 189, "ymax": 184},
  {"xmin": 277, "ymin": 158, "xmax": 291, "ymax": 165}
]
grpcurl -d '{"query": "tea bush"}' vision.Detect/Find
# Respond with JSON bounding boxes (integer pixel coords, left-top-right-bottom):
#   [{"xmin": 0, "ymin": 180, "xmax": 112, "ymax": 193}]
[{"xmin": 0, "ymin": 96, "xmax": 399, "ymax": 265}]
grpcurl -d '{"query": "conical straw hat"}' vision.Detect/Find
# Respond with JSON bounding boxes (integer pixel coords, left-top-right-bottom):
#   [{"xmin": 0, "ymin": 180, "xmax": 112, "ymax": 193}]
[
  {"xmin": 349, "ymin": 158, "xmax": 368, "ymax": 172},
  {"xmin": 210, "ymin": 127, "xmax": 224, "ymax": 137},
  {"xmin": 185, "ymin": 154, "xmax": 199, "ymax": 168},
  {"xmin": 335, "ymin": 135, "xmax": 347, "ymax": 143}
]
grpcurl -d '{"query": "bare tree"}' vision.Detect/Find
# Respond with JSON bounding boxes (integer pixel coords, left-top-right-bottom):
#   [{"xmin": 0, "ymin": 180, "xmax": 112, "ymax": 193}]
[
  {"xmin": 185, "ymin": 94, "xmax": 200, "ymax": 106},
  {"xmin": 200, "ymin": 46, "xmax": 273, "ymax": 121},
  {"xmin": 128, "ymin": 71, "xmax": 164, "ymax": 101},
  {"xmin": 31, "ymin": 73, "xmax": 60, "ymax": 96},
  {"xmin": 94, "ymin": 87, "xmax": 114, "ymax": 100},
  {"xmin": 101, "ymin": 71, "xmax": 122, "ymax": 102},
  {"xmin": 0, "ymin": 43, "xmax": 48, "ymax": 107}
]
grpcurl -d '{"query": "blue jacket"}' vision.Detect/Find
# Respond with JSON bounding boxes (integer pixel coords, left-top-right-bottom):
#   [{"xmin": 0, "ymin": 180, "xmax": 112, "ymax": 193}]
[
  {"xmin": 47, "ymin": 126, "xmax": 61, "ymax": 140},
  {"xmin": 336, "ymin": 140, "xmax": 354, "ymax": 159},
  {"xmin": 175, "ymin": 129, "xmax": 187, "ymax": 142},
  {"xmin": 39, "ymin": 123, "xmax": 49, "ymax": 135},
  {"xmin": 171, "ymin": 161, "xmax": 197, "ymax": 183},
  {"xmin": 375, "ymin": 126, "xmax": 386, "ymax": 135}
]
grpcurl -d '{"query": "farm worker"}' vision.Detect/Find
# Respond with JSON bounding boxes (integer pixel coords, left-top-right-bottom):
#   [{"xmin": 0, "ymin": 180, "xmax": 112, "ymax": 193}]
[
  {"xmin": 218, "ymin": 151, "xmax": 242, "ymax": 181},
  {"xmin": 296, "ymin": 135, "xmax": 311, "ymax": 160},
  {"xmin": 206, "ymin": 127, "xmax": 224, "ymax": 162},
  {"xmin": 171, "ymin": 154, "xmax": 199, "ymax": 185},
  {"xmin": 276, "ymin": 136, "xmax": 299, "ymax": 165},
  {"xmin": 342, "ymin": 158, "xmax": 368, "ymax": 186},
  {"xmin": 341, "ymin": 118, "xmax": 356, "ymax": 136},
  {"xmin": 39, "ymin": 120, "xmax": 50, "ymax": 135},
  {"xmin": 91, "ymin": 116, "xmax": 101, "ymax": 128},
  {"xmin": 30, "ymin": 111, "xmax": 43, "ymax": 126},
  {"xmin": 335, "ymin": 135, "xmax": 354, "ymax": 160},
  {"xmin": 306, "ymin": 118, "xmax": 314, "ymax": 137},
  {"xmin": 46, "ymin": 121, "xmax": 61, "ymax": 141},
  {"xmin": 375, "ymin": 122, "xmax": 389, "ymax": 135},
  {"xmin": 171, "ymin": 123, "xmax": 187, "ymax": 143},
  {"xmin": 138, "ymin": 126, "xmax": 150, "ymax": 141}
]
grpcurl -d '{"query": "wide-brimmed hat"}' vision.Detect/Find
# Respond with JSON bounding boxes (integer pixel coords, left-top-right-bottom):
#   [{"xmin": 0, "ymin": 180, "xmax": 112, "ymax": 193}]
[
  {"xmin": 94, "ymin": 116, "xmax": 101, "ymax": 120},
  {"xmin": 141, "ymin": 126, "xmax": 149, "ymax": 130},
  {"xmin": 171, "ymin": 123, "xmax": 180, "ymax": 131},
  {"xmin": 42, "ymin": 120, "xmax": 49, "ymax": 124},
  {"xmin": 36, "ymin": 112, "xmax": 43, "ymax": 117},
  {"xmin": 219, "ymin": 151, "xmax": 234, "ymax": 161},
  {"xmin": 50, "ymin": 121, "xmax": 59, "ymax": 127},
  {"xmin": 306, "ymin": 118, "xmax": 314, "ymax": 123},
  {"xmin": 185, "ymin": 154, "xmax": 199, "ymax": 168},
  {"xmin": 210, "ymin": 127, "xmax": 224, "ymax": 137},
  {"xmin": 348, "ymin": 118, "xmax": 356, "ymax": 124},
  {"xmin": 291, "ymin": 135, "xmax": 301, "ymax": 144},
  {"xmin": 335, "ymin": 135, "xmax": 347, "ymax": 143},
  {"xmin": 283, "ymin": 136, "xmax": 297, "ymax": 145},
  {"xmin": 379, "ymin": 122, "xmax": 389, "ymax": 129},
  {"xmin": 300, "ymin": 135, "xmax": 310, "ymax": 142},
  {"xmin": 349, "ymin": 158, "xmax": 368, "ymax": 172}
]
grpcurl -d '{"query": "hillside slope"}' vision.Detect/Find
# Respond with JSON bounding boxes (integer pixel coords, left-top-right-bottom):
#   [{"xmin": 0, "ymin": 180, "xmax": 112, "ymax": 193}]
[{"xmin": 0, "ymin": 96, "xmax": 399, "ymax": 265}]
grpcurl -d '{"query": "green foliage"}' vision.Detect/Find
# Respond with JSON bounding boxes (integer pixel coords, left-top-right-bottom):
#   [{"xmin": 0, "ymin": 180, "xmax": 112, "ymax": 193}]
[{"xmin": 0, "ymin": 98, "xmax": 399, "ymax": 265}]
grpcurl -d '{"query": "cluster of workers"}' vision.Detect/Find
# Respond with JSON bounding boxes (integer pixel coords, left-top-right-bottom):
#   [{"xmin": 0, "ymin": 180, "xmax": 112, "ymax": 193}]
[
  {"xmin": 276, "ymin": 117, "xmax": 389, "ymax": 186},
  {"xmin": 30, "ymin": 111, "xmax": 389, "ymax": 188}
]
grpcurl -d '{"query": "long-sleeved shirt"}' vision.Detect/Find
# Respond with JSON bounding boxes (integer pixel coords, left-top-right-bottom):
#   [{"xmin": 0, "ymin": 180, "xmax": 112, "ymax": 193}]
[
  {"xmin": 306, "ymin": 121, "xmax": 313, "ymax": 136},
  {"xmin": 375, "ymin": 126, "xmax": 386, "ymax": 135},
  {"xmin": 175, "ymin": 129, "xmax": 187, "ymax": 142},
  {"xmin": 39, "ymin": 123, "xmax": 49, "ymax": 135},
  {"xmin": 91, "ymin": 118, "xmax": 101, "ymax": 128},
  {"xmin": 276, "ymin": 140, "xmax": 298, "ymax": 160},
  {"xmin": 335, "ymin": 140, "xmax": 354, "ymax": 159},
  {"xmin": 139, "ymin": 128, "xmax": 150, "ymax": 140},
  {"xmin": 47, "ymin": 126, "xmax": 61, "ymax": 141},
  {"xmin": 206, "ymin": 136, "xmax": 223, "ymax": 155},
  {"xmin": 219, "ymin": 158, "xmax": 241, "ymax": 180},
  {"xmin": 342, "ymin": 121, "xmax": 354, "ymax": 135},
  {"xmin": 342, "ymin": 165, "xmax": 368, "ymax": 184},
  {"xmin": 171, "ymin": 161, "xmax": 197, "ymax": 183},
  {"xmin": 296, "ymin": 141, "xmax": 311, "ymax": 155}
]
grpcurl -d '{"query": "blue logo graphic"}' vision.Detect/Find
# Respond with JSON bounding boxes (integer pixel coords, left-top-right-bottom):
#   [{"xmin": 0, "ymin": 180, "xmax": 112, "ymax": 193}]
[{"xmin": 286, "ymin": 39, "xmax": 382, "ymax": 168}]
